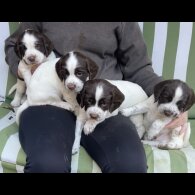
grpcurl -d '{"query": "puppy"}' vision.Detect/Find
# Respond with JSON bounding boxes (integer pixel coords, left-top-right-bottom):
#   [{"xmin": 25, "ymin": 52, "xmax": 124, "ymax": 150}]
[
  {"xmin": 15, "ymin": 51, "xmax": 98, "ymax": 125},
  {"xmin": 121, "ymin": 79, "xmax": 195, "ymax": 149},
  {"xmin": 9, "ymin": 29, "xmax": 56, "ymax": 107},
  {"xmin": 72, "ymin": 79, "xmax": 148, "ymax": 154}
]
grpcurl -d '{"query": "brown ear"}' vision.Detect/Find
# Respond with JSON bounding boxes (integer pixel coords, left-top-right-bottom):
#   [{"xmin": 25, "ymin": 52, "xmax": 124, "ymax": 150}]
[
  {"xmin": 154, "ymin": 80, "xmax": 173, "ymax": 103},
  {"xmin": 14, "ymin": 40, "xmax": 23, "ymax": 59},
  {"xmin": 41, "ymin": 34, "xmax": 54, "ymax": 57},
  {"xmin": 86, "ymin": 58, "xmax": 99, "ymax": 80},
  {"xmin": 184, "ymin": 88, "xmax": 195, "ymax": 111},
  {"xmin": 55, "ymin": 57, "xmax": 66, "ymax": 81},
  {"xmin": 109, "ymin": 86, "xmax": 125, "ymax": 113},
  {"xmin": 14, "ymin": 31, "xmax": 26, "ymax": 59},
  {"xmin": 76, "ymin": 88, "xmax": 86, "ymax": 108}
]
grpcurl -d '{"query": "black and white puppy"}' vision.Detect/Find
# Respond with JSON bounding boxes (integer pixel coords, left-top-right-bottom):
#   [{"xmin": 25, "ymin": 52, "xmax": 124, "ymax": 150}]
[
  {"xmin": 72, "ymin": 79, "xmax": 148, "ymax": 154},
  {"xmin": 9, "ymin": 29, "xmax": 56, "ymax": 107},
  {"xmin": 121, "ymin": 79, "xmax": 195, "ymax": 149},
  {"xmin": 16, "ymin": 51, "xmax": 98, "ymax": 125}
]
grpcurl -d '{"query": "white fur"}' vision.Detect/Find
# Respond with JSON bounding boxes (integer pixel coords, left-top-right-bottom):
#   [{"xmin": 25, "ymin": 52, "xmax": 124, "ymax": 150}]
[
  {"xmin": 16, "ymin": 52, "xmax": 94, "ymax": 128},
  {"xmin": 72, "ymin": 80, "xmax": 148, "ymax": 154},
  {"xmin": 158, "ymin": 87, "xmax": 183, "ymax": 117},
  {"xmin": 22, "ymin": 34, "xmax": 47, "ymax": 65},
  {"xmin": 121, "ymin": 86, "xmax": 190, "ymax": 150},
  {"xmin": 9, "ymin": 32, "xmax": 56, "ymax": 107},
  {"xmin": 15, "ymin": 58, "xmax": 76, "ymax": 125},
  {"xmin": 65, "ymin": 52, "xmax": 85, "ymax": 93}
]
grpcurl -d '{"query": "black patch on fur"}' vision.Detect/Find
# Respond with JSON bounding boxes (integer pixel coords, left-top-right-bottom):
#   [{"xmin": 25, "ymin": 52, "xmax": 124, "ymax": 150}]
[
  {"xmin": 77, "ymin": 79, "xmax": 124, "ymax": 112},
  {"xmin": 55, "ymin": 53, "xmax": 70, "ymax": 81},
  {"xmin": 74, "ymin": 51, "xmax": 98, "ymax": 80},
  {"xmin": 14, "ymin": 29, "xmax": 54, "ymax": 59},
  {"xmin": 55, "ymin": 51, "xmax": 98, "ymax": 83},
  {"xmin": 154, "ymin": 79, "xmax": 195, "ymax": 112}
]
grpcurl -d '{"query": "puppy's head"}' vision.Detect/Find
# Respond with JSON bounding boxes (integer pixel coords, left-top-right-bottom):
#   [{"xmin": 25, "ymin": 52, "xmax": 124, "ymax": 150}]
[
  {"xmin": 55, "ymin": 51, "xmax": 98, "ymax": 93},
  {"xmin": 154, "ymin": 79, "xmax": 195, "ymax": 117},
  {"xmin": 76, "ymin": 79, "xmax": 124, "ymax": 121},
  {"xmin": 14, "ymin": 29, "xmax": 54, "ymax": 65}
]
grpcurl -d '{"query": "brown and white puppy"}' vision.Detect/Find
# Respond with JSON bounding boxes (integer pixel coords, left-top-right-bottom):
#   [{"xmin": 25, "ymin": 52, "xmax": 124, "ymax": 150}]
[
  {"xmin": 72, "ymin": 79, "xmax": 148, "ymax": 154},
  {"xmin": 121, "ymin": 79, "xmax": 195, "ymax": 149},
  {"xmin": 9, "ymin": 29, "xmax": 56, "ymax": 107},
  {"xmin": 15, "ymin": 51, "xmax": 98, "ymax": 125}
]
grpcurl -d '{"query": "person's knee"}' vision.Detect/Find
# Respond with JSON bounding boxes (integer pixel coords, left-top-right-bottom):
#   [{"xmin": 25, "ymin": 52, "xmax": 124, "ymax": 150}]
[
  {"xmin": 24, "ymin": 154, "xmax": 71, "ymax": 173},
  {"xmin": 102, "ymin": 157, "xmax": 147, "ymax": 173}
]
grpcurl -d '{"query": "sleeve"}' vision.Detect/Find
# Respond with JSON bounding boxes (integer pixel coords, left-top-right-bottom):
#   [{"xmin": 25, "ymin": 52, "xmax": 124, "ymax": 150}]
[
  {"xmin": 117, "ymin": 22, "xmax": 163, "ymax": 96},
  {"xmin": 4, "ymin": 22, "xmax": 42, "ymax": 77}
]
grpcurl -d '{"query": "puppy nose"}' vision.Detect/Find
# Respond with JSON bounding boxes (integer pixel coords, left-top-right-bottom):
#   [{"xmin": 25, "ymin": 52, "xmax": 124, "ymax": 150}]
[
  {"xmin": 90, "ymin": 113, "xmax": 98, "ymax": 119},
  {"xmin": 164, "ymin": 110, "xmax": 173, "ymax": 117},
  {"xmin": 28, "ymin": 55, "xmax": 36, "ymax": 62},
  {"xmin": 67, "ymin": 83, "xmax": 76, "ymax": 90}
]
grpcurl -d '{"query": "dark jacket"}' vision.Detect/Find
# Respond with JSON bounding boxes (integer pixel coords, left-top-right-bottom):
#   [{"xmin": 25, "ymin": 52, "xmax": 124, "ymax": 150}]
[{"xmin": 4, "ymin": 22, "xmax": 162, "ymax": 96}]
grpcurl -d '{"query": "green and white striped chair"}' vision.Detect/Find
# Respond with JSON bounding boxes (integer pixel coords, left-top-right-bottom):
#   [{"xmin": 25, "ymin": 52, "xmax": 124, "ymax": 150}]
[{"xmin": 0, "ymin": 22, "xmax": 195, "ymax": 173}]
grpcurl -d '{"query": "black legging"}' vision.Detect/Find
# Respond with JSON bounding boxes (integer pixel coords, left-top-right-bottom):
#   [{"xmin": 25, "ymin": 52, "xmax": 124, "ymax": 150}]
[{"xmin": 19, "ymin": 105, "xmax": 147, "ymax": 173}]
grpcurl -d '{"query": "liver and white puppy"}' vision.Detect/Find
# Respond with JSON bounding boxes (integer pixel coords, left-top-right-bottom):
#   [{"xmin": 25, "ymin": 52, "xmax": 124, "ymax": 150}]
[
  {"xmin": 72, "ymin": 79, "xmax": 148, "ymax": 154},
  {"xmin": 9, "ymin": 29, "xmax": 56, "ymax": 107},
  {"xmin": 16, "ymin": 51, "xmax": 98, "ymax": 125},
  {"xmin": 121, "ymin": 79, "xmax": 195, "ymax": 149}
]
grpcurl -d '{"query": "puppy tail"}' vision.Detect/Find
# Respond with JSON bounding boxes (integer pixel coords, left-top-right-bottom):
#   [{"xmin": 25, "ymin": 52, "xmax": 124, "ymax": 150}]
[
  {"xmin": 16, "ymin": 100, "xmax": 29, "ymax": 125},
  {"xmin": 183, "ymin": 122, "xmax": 191, "ymax": 147},
  {"xmin": 8, "ymin": 84, "xmax": 17, "ymax": 95}
]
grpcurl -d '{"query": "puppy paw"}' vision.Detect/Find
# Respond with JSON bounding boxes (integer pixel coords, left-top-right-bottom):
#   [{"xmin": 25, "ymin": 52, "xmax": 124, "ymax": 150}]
[
  {"xmin": 158, "ymin": 141, "xmax": 169, "ymax": 149},
  {"xmin": 72, "ymin": 144, "xmax": 80, "ymax": 155},
  {"xmin": 10, "ymin": 99, "xmax": 21, "ymax": 107},
  {"xmin": 167, "ymin": 140, "xmax": 183, "ymax": 149},
  {"xmin": 147, "ymin": 131, "xmax": 158, "ymax": 140},
  {"xmin": 60, "ymin": 102, "xmax": 74, "ymax": 112},
  {"xmin": 84, "ymin": 121, "xmax": 96, "ymax": 135}
]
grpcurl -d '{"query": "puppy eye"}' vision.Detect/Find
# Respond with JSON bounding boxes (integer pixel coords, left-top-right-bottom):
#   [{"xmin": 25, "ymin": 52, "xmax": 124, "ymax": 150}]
[
  {"xmin": 87, "ymin": 98, "xmax": 93, "ymax": 104},
  {"xmin": 177, "ymin": 101, "xmax": 184, "ymax": 107},
  {"xmin": 100, "ymin": 102, "xmax": 106, "ymax": 107},
  {"xmin": 76, "ymin": 71, "xmax": 82, "ymax": 77},
  {"xmin": 99, "ymin": 99, "xmax": 107, "ymax": 107}
]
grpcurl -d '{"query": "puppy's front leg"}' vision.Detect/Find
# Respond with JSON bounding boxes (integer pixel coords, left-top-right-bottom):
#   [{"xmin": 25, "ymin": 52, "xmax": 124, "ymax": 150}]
[
  {"xmin": 72, "ymin": 109, "xmax": 86, "ymax": 154},
  {"xmin": 11, "ymin": 79, "xmax": 26, "ymax": 107},
  {"xmin": 53, "ymin": 101, "xmax": 75, "ymax": 112},
  {"xmin": 22, "ymin": 70, "xmax": 32, "ymax": 87},
  {"xmin": 84, "ymin": 119, "xmax": 103, "ymax": 135},
  {"xmin": 147, "ymin": 119, "xmax": 171, "ymax": 140},
  {"xmin": 18, "ymin": 61, "xmax": 32, "ymax": 86}
]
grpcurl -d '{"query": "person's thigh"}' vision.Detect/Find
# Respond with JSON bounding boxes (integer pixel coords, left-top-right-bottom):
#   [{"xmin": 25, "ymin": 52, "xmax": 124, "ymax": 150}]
[
  {"xmin": 81, "ymin": 114, "xmax": 147, "ymax": 173},
  {"xmin": 19, "ymin": 105, "xmax": 76, "ymax": 173}
]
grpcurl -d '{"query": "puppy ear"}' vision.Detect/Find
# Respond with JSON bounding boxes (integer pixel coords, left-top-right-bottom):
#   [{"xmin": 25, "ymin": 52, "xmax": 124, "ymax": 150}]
[
  {"xmin": 41, "ymin": 34, "xmax": 54, "ymax": 57},
  {"xmin": 153, "ymin": 80, "xmax": 172, "ymax": 103},
  {"xmin": 76, "ymin": 87, "xmax": 86, "ymax": 108},
  {"xmin": 14, "ymin": 41, "xmax": 23, "ymax": 59},
  {"xmin": 109, "ymin": 86, "xmax": 124, "ymax": 113},
  {"xmin": 184, "ymin": 88, "xmax": 195, "ymax": 111},
  {"xmin": 55, "ymin": 57, "xmax": 66, "ymax": 81},
  {"xmin": 86, "ymin": 58, "xmax": 99, "ymax": 80}
]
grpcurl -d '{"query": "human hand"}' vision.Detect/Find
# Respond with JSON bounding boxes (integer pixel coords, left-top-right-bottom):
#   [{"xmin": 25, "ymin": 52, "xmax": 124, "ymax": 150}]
[{"xmin": 165, "ymin": 112, "xmax": 188, "ymax": 134}]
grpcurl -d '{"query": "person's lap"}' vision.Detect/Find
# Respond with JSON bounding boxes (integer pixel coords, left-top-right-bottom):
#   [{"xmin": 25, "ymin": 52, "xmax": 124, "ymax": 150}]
[{"xmin": 19, "ymin": 105, "xmax": 147, "ymax": 173}]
